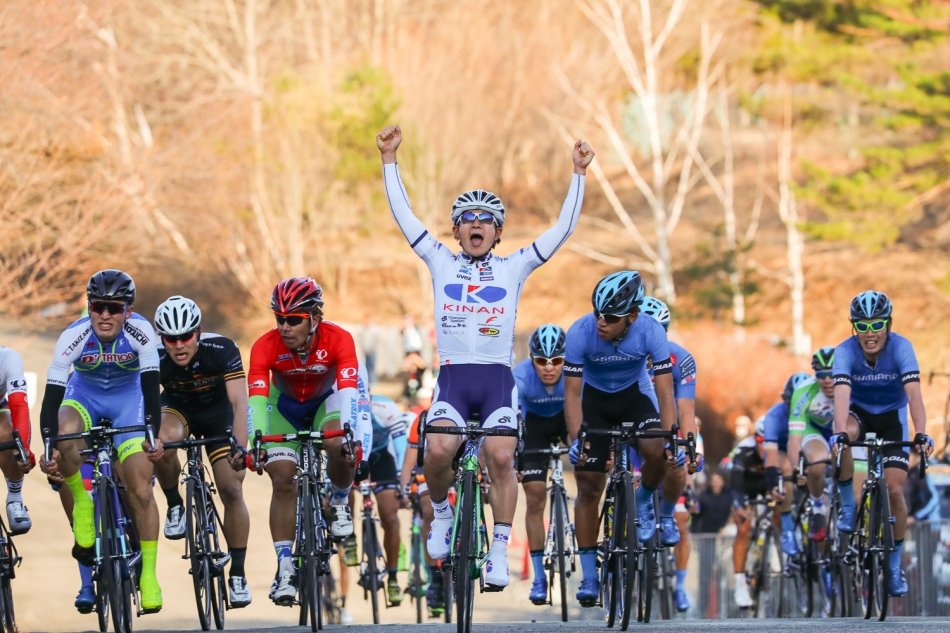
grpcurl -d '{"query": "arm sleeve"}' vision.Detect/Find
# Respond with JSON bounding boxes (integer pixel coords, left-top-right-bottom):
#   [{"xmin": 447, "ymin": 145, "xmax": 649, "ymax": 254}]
[
  {"xmin": 896, "ymin": 337, "xmax": 921, "ymax": 383},
  {"xmin": 563, "ymin": 319, "xmax": 587, "ymax": 378},
  {"xmin": 246, "ymin": 336, "xmax": 271, "ymax": 437},
  {"xmin": 525, "ymin": 174, "xmax": 585, "ymax": 269},
  {"xmin": 392, "ymin": 433, "xmax": 408, "ymax": 473},
  {"xmin": 40, "ymin": 383, "xmax": 66, "ymax": 441},
  {"xmin": 729, "ymin": 450, "xmax": 748, "ymax": 503},
  {"xmin": 675, "ymin": 352, "xmax": 697, "ymax": 400},
  {"xmin": 334, "ymin": 332, "xmax": 368, "ymax": 458},
  {"xmin": 832, "ymin": 341, "xmax": 853, "ymax": 386},
  {"xmin": 140, "ymin": 370, "xmax": 162, "ymax": 433},
  {"xmin": 788, "ymin": 385, "xmax": 812, "ymax": 435},
  {"xmin": 383, "ymin": 163, "xmax": 448, "ymax": 268},
  {"xmin": 1, "ymin": 351, "xmax": 31, "ymax": 444}
]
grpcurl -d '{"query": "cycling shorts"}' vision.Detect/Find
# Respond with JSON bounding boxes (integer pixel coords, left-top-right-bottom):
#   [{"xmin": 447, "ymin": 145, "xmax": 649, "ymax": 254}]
[
  {"xmin": 763, "ymin": 416, "xmax": 788, "ymax": 453},
  {"xmin": 521, "ymin": 410, "xmax": 568, "ymax": 484},
  {"xmin": 262, "ymin": 382, "xmax": 340, "ymax": 464},
  {"xmin": 577, "ymin": 382, "xmax": 660, "ymax": 474},
  {"xmin": 427, "ymin": 364, "xmax": 518, "ymax": 430},
  {"xmin": 0, "ymin": 398, "xmax": 7, "ymax": 412},
  {"xmin": 369, "ymin": 447, "xmax": 399, "ymax": 492},
  {"xmin": 63, "ymin": 382, "xmax": 146, "ymax": 464},
  {"xmin": 161, "ymin": 393, "xmax": 233, "ymax": 465},
  {"xmin": 409, "ymin": 471, "xmax": 428, "ymax": 498},
  {"xmin": 849, "ymin": 403, "xmax": 909, "ymax": 472}
]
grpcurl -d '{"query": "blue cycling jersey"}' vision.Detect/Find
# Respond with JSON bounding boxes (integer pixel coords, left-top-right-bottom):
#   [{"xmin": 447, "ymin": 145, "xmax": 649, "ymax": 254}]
[
  {"xmin": 564, "ymin": 312, "xmax": 671, "ymax": 394},
  {"xmin": 48, "ymin": 313, "xmax": 160, "ymax": 390},
  {"xmin": 762, "ymin": 401, "xmax": 790, "ymax": 451},
  {"xmin": 832, "ymin": 333, "xmax": 920, "ymax": 414},
  {"xmin": 648, "ymin": 340, "xmax": 696, "ymax": 401},
  {"xmin": 512, "ymin": 358, "xmax": 564, "ymax": 418}
]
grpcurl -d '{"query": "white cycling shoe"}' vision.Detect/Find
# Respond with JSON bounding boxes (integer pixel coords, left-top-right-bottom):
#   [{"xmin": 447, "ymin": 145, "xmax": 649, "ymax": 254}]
[
  {"xmin": 734, "ymin": 577, "xmax": 753, "ymax": 608},
  {"xmin": 484, "ymin": 552, "xmax": 510, "ymax": 590},
  {"xmin": 6, "ymin": 502, "xmax": 31, "ymax": 535},
  {"xmin": 164, "ymin": 505, "xmax": 186, "ymax": 540},
  {"xmin": 426, "ymin": 513, "xmax": 455, "ymax": 560},
  {"xmin": 228, "ymin": 576, "xmax": 252, "ymax": 608},
  {"xmin": 272, "ymin": 571, "xmax": 296, "ymax": 605},
  {"xmin": 329, "ymin": 503, "xmax": 354, "ymax": 539}
]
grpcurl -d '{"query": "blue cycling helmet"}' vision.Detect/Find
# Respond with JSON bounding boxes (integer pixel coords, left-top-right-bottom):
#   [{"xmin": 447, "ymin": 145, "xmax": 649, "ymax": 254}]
[
  {"xmin": 782, "ymin": 371, "xmax": 811, "ymax": 404},
  {"xmin": 592, "ymin": 271, "xmax": 644, "ymax": 315},
  {"xmin": 811, "ymin": 346, "xmax": 835, "ymax": 371},
  {"xmin": 529, "ymin": 324, "xmax": 566, "ymax": 358},
  {"xmin": 640, "ymin": 296, "xmax": 671, "ymax": 330},
  {"xmin": 850, "ymin": 290, "xmax": 892, "ymax": 321}
]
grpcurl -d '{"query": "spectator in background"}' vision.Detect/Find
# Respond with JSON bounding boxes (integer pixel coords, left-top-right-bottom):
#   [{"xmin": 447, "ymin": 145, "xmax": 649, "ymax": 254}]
[
  {"xmin": 402, "ymin": 313, "xmax": 423, "ymax": 356},
  {"xmin": 691, "ymin": 471, "xmax": 732, "ymax": 534},
  {"xmin": 905, "ymin": 452, "xmax": 941, "ymax": 524},
  {"xmin": 361, "ymin": 315, "xmax": 380, "ymax": 387}
]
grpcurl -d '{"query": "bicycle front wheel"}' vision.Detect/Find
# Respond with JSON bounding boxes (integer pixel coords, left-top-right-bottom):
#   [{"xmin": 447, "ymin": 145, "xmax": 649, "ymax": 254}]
[
  {"xmin": 0, "ymin": 571, "xmax": 14, "ymax": 633},
  {"xmin": 300, "ymin": 481, "xmax": 322, "ymax": 632},
  {"xmin": 618, "ymin": 472, "xmax": 638, "ymax": 630},
  {"xmin": 363, "ymin": 516, "xmax": 380, "ymax": 624},
  {"xmin": 186, "ymin": 480, "xmax": 212, "ymax": 631},
  {"xmin": 411, "ymin": 528, "xmax": 423, "ymax": 624},
  {"xmin": 552, "ymin": 484, "xmax": 569, "ymax": 622},
  {"xmin": 455, "ymin": 469, "xmax": 476, "ymax": 633},
  {"xmin": 601, "ymin": 487, "xmax": 618, "ymax": 628},
  {"xmin": 874, "ymin": 478, "xmax": 892, "ymax": 622},
  {"xmin": 96, "ymin": 574, "xmax": 109, "ymax": 632},
  {"xmin": 98, "ymin": 480, "xmax": 129, "ymax": 633},
  {"xmin": 758, "ymin": 523, "xmax": 786, "ymax": 618},
  {"xmin": 205, "ymin": 491, "xmax": 226, "ymax": 630}
]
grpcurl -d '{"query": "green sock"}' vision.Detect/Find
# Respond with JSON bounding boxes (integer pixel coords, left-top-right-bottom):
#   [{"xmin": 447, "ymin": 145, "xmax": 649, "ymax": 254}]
[
  {"xmin": 65, "ymin": 472, "xmax": 92, "ymax": 508},
  {"xmin": 141, "ymin": 540, "xmax": 158, "ymax": 581}
]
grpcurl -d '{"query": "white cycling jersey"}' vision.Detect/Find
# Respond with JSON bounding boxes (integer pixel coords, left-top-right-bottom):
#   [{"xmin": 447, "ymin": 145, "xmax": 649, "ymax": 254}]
[
  {"xmin": 383, "ymin": 163, "xmax": 584, "ymax": 366},
  {"xmin": 0, "ymin": 347, "xmax": 28, "ymax": 404}
]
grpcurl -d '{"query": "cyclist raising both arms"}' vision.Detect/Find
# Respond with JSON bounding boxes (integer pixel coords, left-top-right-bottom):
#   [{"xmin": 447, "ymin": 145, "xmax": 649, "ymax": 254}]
[
  {"xmin": 513, "ymin": 324, "xmax": 568, "ymax": 605},
  {"xmin": 0, "ymin": 345, "xmax": 36, "ymax": 534},
  {"xmin": 640, "ymin": 296, "xmax": 701, "ymax": 613},
  {"xmin": 565, "ymin": 271, "xmax": 698, "ymax": 607},
  {"xmin": 830, "ymin": 290, "xmax": 933, "ymax": 597},
  {"xmin": 378, "ymin": 124, "xmax": 594, "ymax": 590},
  {"xmin": 247, "ymin": 278, "xmax": 371, "ymax": 605},
  {"xmin": 145, "ymin": 296, "xmax": 253, "ymax": 607},
  {"xmin": 38, "ymin": 270, "xmax": 164, "ymax": 612}
]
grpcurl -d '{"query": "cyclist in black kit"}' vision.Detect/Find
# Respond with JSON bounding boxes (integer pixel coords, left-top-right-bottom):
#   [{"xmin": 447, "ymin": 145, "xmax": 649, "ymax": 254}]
[{"xmin": 144, "ymin": 296, "xmax": 253, "ymax": 607}]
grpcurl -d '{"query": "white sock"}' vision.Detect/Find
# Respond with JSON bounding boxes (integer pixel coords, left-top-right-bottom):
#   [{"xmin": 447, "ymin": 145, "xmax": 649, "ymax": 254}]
[
  {"xmin": 735, "ymin": 572, "xmax": 746, "ymax": 586},
  {"xmin": 490, "ymin": 523, "xmax": 511, "ymax": 556},
  {"xmin": 431, "ymin": 497, "xmax": 453, "ymax": 521},
  {"xmin": 811, "ymin": 495, "xmax": 825, "ymax": 509},
  {"xmin": 330, "ymin": 483, "xmax": 351, "ymax": 505},
  {"xmin": 5, "ymin": 478, "xmax": 23, "ymax": 505}
]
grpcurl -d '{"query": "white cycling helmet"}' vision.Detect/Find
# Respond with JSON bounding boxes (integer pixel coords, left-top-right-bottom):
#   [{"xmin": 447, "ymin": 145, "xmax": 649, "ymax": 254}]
[
  {"xmin": 155, "ymin": 295, "xmax": 202, "ymax": 336},
  {"xmin": 450, "ymin": 189, "xmax": 505, "ymax": 226}
]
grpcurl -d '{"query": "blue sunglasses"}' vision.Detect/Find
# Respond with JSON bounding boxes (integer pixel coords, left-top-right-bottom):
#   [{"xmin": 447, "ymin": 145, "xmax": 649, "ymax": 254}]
[{"xmin": 456, "ymin": 211, "xmax": 496, "ymax": 225}]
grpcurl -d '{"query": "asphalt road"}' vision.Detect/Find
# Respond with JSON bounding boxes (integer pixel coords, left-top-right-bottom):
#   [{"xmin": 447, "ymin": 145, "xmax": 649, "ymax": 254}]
[{"xmin": 142, "ymin": 618, "xmax": 950, "ymax": 633}]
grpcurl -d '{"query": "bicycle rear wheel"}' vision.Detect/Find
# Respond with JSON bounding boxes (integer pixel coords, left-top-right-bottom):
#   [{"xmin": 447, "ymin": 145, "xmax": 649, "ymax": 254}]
[
  {"xmin": 618, "ymin": 472, "xmax": 638, "ymax": 629},
  {"xmin": 553, "ymin": 484, "xmax": 569, "ymax": 622},
  {"xmin": 186, "ymin": 480, "xmax": 212, "ymax": 631},
  {"xmin": 0, "ymin": 573, "xmax": 15, "ymax": 633},
  {"xmin": 411, "ymin": 529, "xmax": 423, "ymax": 624},
  {"xmin": 442, "ymin": 563, "xmax": 454, "ymax": 623},
  {"xmin": 96, "ymin": 575, "xmax": 109, "ymax": 632},
  {"xmin": 454, "ymin": 470, "xmax": 476, "ymax": 633},
  {"xmin": 657, "ymin": 541, "xmax": 674, "ymax": 620},
  {"xmin": 362, "ymin": 515, "xmax": 381, "ymax": 624}
]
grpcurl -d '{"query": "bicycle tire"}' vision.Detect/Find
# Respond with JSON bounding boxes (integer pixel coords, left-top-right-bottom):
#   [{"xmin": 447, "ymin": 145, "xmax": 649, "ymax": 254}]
[
  {"xmin": 759, "ymin": 523, "xmax": 785, "ymax": 618},
  {"xmin": 553, "ymin": 484, "xmax": 568, "ymax": 622},
  {"xmin": 601, "ymin": 484, "xmax": 618, "ymax": 628},
  {"xmin": 857, "ymin": 485, "xmax": 874, "ymax": 619},
  {"xmin": 363, "ymin": 514, "xmax": 380, "ymax": 624},
  {"xmin": 206, "ymin": 489, "xmax": 226, "ymax": 631},
  {"xmin": 875, "ymin": 477, "xmax": 892, "ymax": 622},
  {"xmin": 302, "ymin": 481, "xmax": 322, "ymax": 632},
  {"xmin": 96, "ymin": 575, "xmax": 109, "ymax": 632},
  {"xmin": 657, "ymin": 540, "xmax": 674, "ymax": 620},
  {"xmin": 186, "ymin": 479, "xmax": 212, "ymax": 631},
  {"xmin": 0, "ymin": 573, "xmax": 14, "ymax": 633},
  {"xmin": 442, "ymin": 563, "xmax": 453, "ymax": 623},
  {"xmin": 411, "ymin": 528, "xmax": 423, "ymax": 624},
  {"xmin": 455, "ymin": 469, "xmax": 476, "ymax": 633},
  {"xmin": 619, "ymin": 472, "xmax": 637, "ymax": 629},
  {"xmin": 98, "ymin": 480, "xmax": 128, "ymax": 633}
]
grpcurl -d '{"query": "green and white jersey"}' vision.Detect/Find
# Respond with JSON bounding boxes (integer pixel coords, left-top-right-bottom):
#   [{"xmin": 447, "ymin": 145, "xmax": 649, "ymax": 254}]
[{"xmin": 788, "ymin": 377, "xmax": 834, "ymax": 439}]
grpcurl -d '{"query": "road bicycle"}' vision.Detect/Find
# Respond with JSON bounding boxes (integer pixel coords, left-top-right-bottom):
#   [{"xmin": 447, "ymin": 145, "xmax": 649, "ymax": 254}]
[
  {"xmin": 46, "ymin": 419, "xmax": 156, "ymax": 633},
  {"xmin": 417, "ymin": 412, "xmax": 523, "ymax": 633},
  {"xmin": 741, "ymin": 495, "xmax": 786, "ymax": 618},
  {"xmin": 577, "ymin": 422, "xmax": 695, "ymax": 630},
  {"xmin": 834, "ymin": 431, "xmax": 929, "ymax": 621},
  {"xmin": 0, "ymin": 430, "xmax": 29, "ymax": 633},
  {"xmin": 649, "ymin": 490, "xmax": 677, "ymax": 620},
  {"xmin": 522, "ymin": 444, "xmax": 576, "ymax": 622},
  {"xmin": 785, "ymin": 453, "xmax": 834, "ymax": 618},
  {"xmin": 253, "ymin": 423, "xmax": 354, "ymax": 632},
  {"xmin": 162, "ymin": 429, "xmax": 239, "ymax": 630},
  {"xmin": 356, "ymin": 479, "xmax": 386, "ymax": 623},
  {"xmin": 404, "ymin": 475, "xmax": 430, "ymax": 624}
]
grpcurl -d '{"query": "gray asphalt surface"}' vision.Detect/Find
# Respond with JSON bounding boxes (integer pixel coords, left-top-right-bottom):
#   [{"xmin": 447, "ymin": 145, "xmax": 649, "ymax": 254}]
[{"xmin": 154, "ymin": 618, "xmax": 950, "ymax": 633}]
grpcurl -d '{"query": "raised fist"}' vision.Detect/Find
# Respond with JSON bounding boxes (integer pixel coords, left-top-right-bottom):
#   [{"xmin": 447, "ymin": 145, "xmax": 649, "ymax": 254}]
[
  {"xmin": 376, "ymin": 125, "xmax": 402, "ymax": 158},
  {"xmin": 573, "ymin": 139, "xmax": 595, "ymax": 172}
]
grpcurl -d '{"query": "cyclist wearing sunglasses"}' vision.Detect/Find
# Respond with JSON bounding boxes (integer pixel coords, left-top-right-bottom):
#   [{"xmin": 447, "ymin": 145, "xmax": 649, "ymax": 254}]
[
  {"xmin": 378, "ymin": 124, "xmax": 594, "ymax": 591},
  {"xmin": 639, "ymin": 296, "xmax": 702, "ymax": 613},
  {"xmin": 0, "ymin": 346, "xmax": 36, "ymax": 536},
  {"xmin": 512, "ymin": 324, "xmax": 568, "ymax": 604},
  {"xmin": 246, "ymin": 277, "xmax": 370, "ymax": 605},
  {"xmin": 829, "ymin": 290, "xmax": 933, "ymax": 597},
  {"xmin": 564, "ymin": 271, "xmax": 686, "ymax": 608},
  {"xmin": 730, "ymin": 417, "xmax": 770, "ymax": 608},
  {"xmin": 144, "ymin": 295, "xmax": 253, "ymax": 607},
  {"xmin": 39, "ymin": 269, "xmax": 165, "ymax": 612}
]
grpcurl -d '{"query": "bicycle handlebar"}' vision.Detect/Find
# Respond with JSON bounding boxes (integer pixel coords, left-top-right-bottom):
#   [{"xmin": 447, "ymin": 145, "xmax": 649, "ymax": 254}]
[
  {"xmin": 43, "ymin": 420, "xmax": 155, "ymax": 461},
  {"xmin": 423, "ymin": 425, "xmax": 519, "ymax": 438},
  {"xmin": 834, "ymin": 434, "xmax": 929, "ymax": 478},
  {"xmin": 522, "ymin": 445, "xmax": 572, "ymax": 457},
  {"xmin": 576, "ymin": 422, "xmax": 698, "ymax": 468},
  {"xmin": 258, "ymin": 426, "xmax": 350, "ymax": 444},
  {"xmin": 0, "ymin": 430, "xmax": 29, "ymax": 465},
  {"xmin": 163, "ymin": 427, "xmax": 238, "ymax": 452}
]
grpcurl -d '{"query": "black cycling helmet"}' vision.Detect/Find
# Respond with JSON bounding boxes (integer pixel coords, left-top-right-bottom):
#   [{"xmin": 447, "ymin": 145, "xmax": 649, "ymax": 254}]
[
  {"xmin": 811, "ymin": 346, "xmax": 835, "ymax": 372},
  {"xmin": 87, "ymin": 269, "xmax": 136, "ymax": 303},
  {"xmin": 529, "ymin": 324, "xmax": 566, "ymax": 358}
]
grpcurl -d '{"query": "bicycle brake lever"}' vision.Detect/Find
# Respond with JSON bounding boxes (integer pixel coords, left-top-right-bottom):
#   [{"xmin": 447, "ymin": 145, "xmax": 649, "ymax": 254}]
[{"xmin": 42, "ymin": 427, "xmax": 52, "ymax": 464}]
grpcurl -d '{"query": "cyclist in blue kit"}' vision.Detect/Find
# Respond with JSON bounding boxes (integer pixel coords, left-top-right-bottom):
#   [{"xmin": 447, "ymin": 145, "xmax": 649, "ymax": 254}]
[
  {"xmin": 513, "ymin": 324, "xmax": 567, "ymax": 605},
  {"xmin": 830, "ymin": 290, "xmax": 933, "ymax": 597},
  {"xmin": 38, "ymin": 270, "xmax": 164, "ymax": 612},
  {"xmin": 378, "ymin": 124, "xmax": 594, "ymax": 589},
  {"xmin": 564, "ymin": 271, "xmax": 696, "ymax": 607}
]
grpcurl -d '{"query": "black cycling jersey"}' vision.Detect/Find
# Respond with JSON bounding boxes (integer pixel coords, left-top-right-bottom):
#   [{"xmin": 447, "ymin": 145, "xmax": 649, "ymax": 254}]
[
  {"xmin": 729, "ymin": 442, "xmax": 767, "ymax": 504},
  {"xmin": 159, "ymin": 333, "xmax": 244, "ymax": 411}
]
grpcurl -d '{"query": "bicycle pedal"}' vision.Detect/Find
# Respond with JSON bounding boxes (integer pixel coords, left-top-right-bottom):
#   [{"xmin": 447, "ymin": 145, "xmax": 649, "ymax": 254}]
[
  {"xmin": 483, "ymin": 584, "xmax": 505, "ymax": 593},
  {"xmin": 141, "ymin": 606, "xmax": 162, "ymax": 615}
]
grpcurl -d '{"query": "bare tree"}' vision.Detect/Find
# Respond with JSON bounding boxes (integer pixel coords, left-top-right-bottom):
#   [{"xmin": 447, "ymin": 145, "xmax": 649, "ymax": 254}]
[
  {"xmin": 556, "ymin": 0, "xmax": 723, "ymax": 303},
  {"xmin": 777, "ymin": 92, "xmax": 808, "ymax": 356}
]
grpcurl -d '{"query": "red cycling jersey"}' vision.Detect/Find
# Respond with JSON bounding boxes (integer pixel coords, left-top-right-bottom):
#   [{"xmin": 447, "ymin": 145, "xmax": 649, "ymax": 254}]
[{"xmin": 247, "ymin": 322, "xmax": 359, "ymax": 402}]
